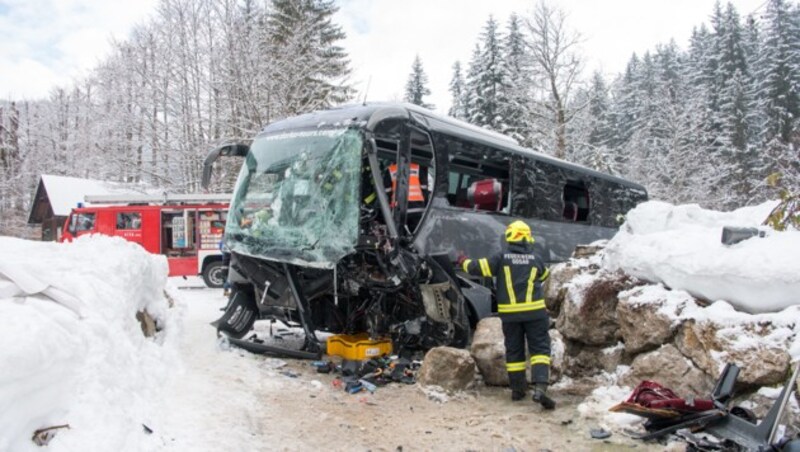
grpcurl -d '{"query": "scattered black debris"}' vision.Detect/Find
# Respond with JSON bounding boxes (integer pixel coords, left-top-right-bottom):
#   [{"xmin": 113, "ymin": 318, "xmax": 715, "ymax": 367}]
[
  {"xmin": 560, "ymin": 419, "xmax": 573, "ymax": 426},
  {"xmin": 590, "ymin": 428, "xmax": 611, "ymax": 439},
  {"xmin": 32, "ymin": 424, "xmax": 70, "ymax": 446},
  {"xmin": 279, "ymin": 370, "xmax": 299, "ymax": 378},
  {"xmin": 320, "ymin": 356, "xmax": 419, "ymax": 395},
  {"xmin": 142, "ymin": 424, "xmax": 154, "ymax": 434}
]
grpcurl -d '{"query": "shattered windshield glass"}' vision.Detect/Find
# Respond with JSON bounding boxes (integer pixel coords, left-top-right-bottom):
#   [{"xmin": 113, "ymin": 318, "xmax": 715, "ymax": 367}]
[{"xmin": 225, "ymin": 128, "xmax": 362, "ymax": 268}]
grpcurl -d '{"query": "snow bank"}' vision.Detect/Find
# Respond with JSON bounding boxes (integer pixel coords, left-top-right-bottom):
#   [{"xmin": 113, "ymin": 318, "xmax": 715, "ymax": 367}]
[
  {"xmin": 605, "ymin": 200, "xmax": 800, "ymax": 313},
  {"xmin": 0, "ymin": 235, "xmax": 179, "ymax": 452}
]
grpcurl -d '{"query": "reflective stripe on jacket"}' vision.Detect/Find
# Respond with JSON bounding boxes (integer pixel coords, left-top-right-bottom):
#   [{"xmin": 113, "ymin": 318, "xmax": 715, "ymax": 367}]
[{"xmin": 462, "ymin": 242, "xmax": 550, "ymax": 317}]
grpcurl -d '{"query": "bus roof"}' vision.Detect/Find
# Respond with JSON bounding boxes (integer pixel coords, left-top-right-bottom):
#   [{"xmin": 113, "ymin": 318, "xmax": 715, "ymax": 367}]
[{"xmin": 259, "ymin": 102, "xmax": 647, "ymax": 192}]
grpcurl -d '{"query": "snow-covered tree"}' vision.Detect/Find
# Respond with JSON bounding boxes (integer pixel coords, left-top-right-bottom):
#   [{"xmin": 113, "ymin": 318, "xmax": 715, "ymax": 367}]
[
  {"xmin": 523, "ymin": 1, "xmax": 584, "ymax": 158},
  {"xmin": 467, "ymin": 16, "xmax": 511, "ymax": 132},
  {"xmin": 448, "ymin": 61, "xmax": 468, "ymax": 119},
  {"xmin": 404, "ymin": 55, "xmax": 434, "ymax": 109}
]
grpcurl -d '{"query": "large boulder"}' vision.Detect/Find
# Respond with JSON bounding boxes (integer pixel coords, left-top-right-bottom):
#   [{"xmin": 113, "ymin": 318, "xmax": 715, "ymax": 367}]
[
  {"xmin": 470, "ymin": 317, "xmax": 507, "ymax": 386},
  {"xmin": 675, "ymin": 318, "xmax": 792, "ymax": 387},
  {"xmin": 544, "ymin": 245, "xmax": 605, "ymax": 315},
  {"xmin": 469, "ymin": 318, "xmax": 564, "ymax": 386},
  {"xmin": 562, "ymin": 340, "xmax": 626, "ymax": 378},
  {"xmin": 557, "ymin": 271, "xmax": 639, "ymax": 346},
  {"xmin": 616, "ymin": 285, "xmax": 689, "ymax": 354},
  {"xmin": 417, "ymin": 346, "xmax": 476, "ymax": 391},
  {"xmin": 621, "ymin": 344, "xmax": 715, "ymax": 397}
]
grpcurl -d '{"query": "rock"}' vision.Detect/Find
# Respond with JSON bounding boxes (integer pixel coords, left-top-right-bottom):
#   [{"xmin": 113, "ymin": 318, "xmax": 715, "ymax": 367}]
[
  {"xmin": 417, "ymin": 346, "xmax": 476, "ymax": 391},
  {"xmin": 675, "ymin": 319, "xmax": 792, "ymax": 387},
  {"xmin": 544, "ymin": 262, "xmax": 584, "ymax": 316},
  {"xmin": 549, "ymin": 329, "xmax": 565, "ymax": 384},
  {"xmin": 136, "ymin": 310, "xmax": 156, "ymax": 337},
  {"xmin": 469, "ymin": 318, "xmax": 564, "ymax": 386},
  {"xmin": 621, "ymin": 344, "xmax": 715, "ymax": 397},
  {"xmin": 470, "ymin": 318, "xmax": 507, "ymax": 386},
  {"xmin": 572, "ymin": 244, "xmax": 606, "ymax": 259},
  {"xmin": 562, "ymin": 340, "xmax": 625, "ymax": 378},
  {"xmin": 616, "ymin": 286, "xmax": 684, "ymax": 354},
  {"xmin": 556, "ymin": 272, "xmax": 638, "ymax": 346}
]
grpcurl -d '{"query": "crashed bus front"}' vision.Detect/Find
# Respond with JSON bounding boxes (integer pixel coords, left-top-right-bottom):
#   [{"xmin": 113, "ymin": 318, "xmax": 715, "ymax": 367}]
[{"xmin": 207, "ymin": 111, "xmax": 472, "ymax": 359}]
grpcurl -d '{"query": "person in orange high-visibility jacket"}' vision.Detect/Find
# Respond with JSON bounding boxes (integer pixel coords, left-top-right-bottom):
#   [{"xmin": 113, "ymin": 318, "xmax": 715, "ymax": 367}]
[
  {"xmin": 387, "ymin": 162, "xmax": 425, "ymax": 208},
  {"xmin": 457, "ymin": 220, "xmax": 555, "ymax": 409}
]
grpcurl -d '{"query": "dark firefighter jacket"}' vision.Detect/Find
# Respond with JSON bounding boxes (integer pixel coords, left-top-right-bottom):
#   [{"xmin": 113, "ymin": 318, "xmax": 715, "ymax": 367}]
[{"xmin": 462, "ymin": 241, "xmax": 550, "ymax": 322}]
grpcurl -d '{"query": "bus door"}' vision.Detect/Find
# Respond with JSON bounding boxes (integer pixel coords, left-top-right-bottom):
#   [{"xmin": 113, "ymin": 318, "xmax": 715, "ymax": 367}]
[{"xmin": 382, "ymin": 125, "xmax": 435, "ymax": 234}]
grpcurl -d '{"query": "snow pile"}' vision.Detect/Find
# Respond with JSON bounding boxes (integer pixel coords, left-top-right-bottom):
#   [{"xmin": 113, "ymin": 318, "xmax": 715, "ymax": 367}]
[
  {"xmin": 0, "ymin": 235, "xmax": 179, "ymax": 452},
  {"xmin": 605, "ymin": 200, "xmax": 800, "ymax": 313}
]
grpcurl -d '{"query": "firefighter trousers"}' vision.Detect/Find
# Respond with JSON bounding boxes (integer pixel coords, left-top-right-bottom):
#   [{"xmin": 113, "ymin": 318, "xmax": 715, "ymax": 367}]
[{"xmin": 502, "ymin": 316, "xmax": 551, "ymax": 385}]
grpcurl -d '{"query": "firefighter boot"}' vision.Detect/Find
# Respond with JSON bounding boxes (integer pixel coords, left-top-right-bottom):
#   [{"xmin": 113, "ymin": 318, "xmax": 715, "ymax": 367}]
[
  {"xmin": 509, "ymin": 372, "xmax": 527, "ymax": 402},
  {"xmin": 532, "ymin": 383, "xmax": 556, "ymax": 410}
]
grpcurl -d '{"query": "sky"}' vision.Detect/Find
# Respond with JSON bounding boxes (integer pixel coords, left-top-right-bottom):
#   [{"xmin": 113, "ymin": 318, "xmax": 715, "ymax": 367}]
[{"xmin": 0, "ymin": 0, "xmax": 769, "ymax": 112}]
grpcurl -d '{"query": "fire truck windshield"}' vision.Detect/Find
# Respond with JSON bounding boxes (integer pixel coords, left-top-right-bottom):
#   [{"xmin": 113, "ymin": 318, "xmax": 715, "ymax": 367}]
[{"xmin": 225, "ymin": 127, "xmax": 362, "ymax": 268}]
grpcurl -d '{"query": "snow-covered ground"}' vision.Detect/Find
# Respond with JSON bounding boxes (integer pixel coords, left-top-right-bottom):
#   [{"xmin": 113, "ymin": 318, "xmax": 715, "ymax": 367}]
[{"xmin": 1, "ymin": 200, "xmax": 799, "ymax": 450}]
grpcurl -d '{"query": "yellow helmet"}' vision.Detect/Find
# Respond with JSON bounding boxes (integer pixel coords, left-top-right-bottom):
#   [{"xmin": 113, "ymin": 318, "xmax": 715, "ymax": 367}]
[{"xmin": 505, "ymin": 220, "xmax": 534, "ymax": 243}]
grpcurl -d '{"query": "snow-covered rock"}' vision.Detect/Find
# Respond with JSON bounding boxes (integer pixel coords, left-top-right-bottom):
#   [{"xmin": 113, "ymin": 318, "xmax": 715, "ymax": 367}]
[
  {"xmin": 0, "ymin": 235, "xmax": 178, "ymax": 452},
  {"xmin": 556, "ymin": 271, "xmax": 637, "ymax": 346},
  {"xmin": 563, "ymin": 341, "xmax": 626, "ymax": 377},
  {"xmin": 675, "ymin": 316, "xmax": 793, "ymax": 387},
  {"xmin": 616, "ymin": 285, "xmax": 687, "ymax": 354},
  {"xmin": 621, "ymin": 344, "xmax": 714, "ymax": 397}
]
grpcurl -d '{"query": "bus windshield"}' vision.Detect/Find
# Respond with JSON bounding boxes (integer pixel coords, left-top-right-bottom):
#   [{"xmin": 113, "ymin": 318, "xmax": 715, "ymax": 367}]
[{"xmin": 225, "ymin": 128, "xmax": 362, "ymax": 268}]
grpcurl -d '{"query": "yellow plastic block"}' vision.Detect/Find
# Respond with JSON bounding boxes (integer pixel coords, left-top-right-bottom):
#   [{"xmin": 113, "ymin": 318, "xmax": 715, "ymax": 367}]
[{"xmin": 326, "ymin": 333, "xmax": 392, "ymax": 360}]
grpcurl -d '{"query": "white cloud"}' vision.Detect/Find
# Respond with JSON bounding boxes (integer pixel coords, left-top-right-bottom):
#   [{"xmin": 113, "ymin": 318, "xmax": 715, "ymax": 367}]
[{"xmin": 0, "ymin": 0, "xmax": 157, "ymax": 99}]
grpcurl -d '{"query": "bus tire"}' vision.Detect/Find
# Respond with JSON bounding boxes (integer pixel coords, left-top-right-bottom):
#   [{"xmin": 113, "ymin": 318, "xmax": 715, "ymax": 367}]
[{"xmin": 202, "ymin": 260, "xmax": 227, "ymax": 288}]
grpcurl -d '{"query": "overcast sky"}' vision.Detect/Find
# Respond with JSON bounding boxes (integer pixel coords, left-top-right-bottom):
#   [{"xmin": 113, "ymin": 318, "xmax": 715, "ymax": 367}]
[{"xmin": 0, "ymin": 0, "xmax": 768, "ymax": 113}]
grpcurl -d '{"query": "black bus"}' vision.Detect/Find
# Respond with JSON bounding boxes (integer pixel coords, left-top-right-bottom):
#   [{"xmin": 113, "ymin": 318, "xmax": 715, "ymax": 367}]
[{"xmin": 202, "ymin": 103, "xmax": 647, "ymax": 357}]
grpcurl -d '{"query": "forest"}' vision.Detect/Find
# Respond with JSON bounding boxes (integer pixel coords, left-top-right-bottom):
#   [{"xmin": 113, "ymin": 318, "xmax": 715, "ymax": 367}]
[{"xmin": 1, "ymin": 0, "xmax": 798, "ymax": 236}]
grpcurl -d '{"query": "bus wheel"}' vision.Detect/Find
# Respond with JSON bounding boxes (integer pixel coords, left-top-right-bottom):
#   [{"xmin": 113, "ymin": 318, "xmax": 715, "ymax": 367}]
[{"xmin": 202, "ymin": 261, "xmax": 226, "ymax": 288}]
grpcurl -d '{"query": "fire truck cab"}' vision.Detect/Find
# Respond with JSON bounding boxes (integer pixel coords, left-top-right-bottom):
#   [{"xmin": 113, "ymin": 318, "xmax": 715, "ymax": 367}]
[{"xmin": 60, "ymin": 194, "xmax": 231, "ymax": 288}]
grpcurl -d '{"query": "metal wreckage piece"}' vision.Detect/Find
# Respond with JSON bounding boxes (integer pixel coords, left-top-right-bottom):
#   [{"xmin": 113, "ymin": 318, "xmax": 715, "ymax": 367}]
[{"xmin": 615, "ymin": 362, "xmax": 800, "ymax": 451}]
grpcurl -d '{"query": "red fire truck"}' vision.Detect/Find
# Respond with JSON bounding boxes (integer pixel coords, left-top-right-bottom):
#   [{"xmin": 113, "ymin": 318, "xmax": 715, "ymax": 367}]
[{"xmin": 60, "ymin": 193, "xmax": 231, "ymax": 288}]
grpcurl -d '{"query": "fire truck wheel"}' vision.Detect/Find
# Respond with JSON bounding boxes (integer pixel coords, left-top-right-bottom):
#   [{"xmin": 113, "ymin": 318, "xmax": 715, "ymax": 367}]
[{"xmin": 202, "ymin": 261, "xmax": 227, "ymax": 288}]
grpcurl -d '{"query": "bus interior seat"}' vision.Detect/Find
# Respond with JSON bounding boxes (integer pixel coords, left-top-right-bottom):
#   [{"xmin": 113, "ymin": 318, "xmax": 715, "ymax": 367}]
[
  {"xmin": 563, "ymin": 202, "xmax": 578, "ymax": 221},
  {"xmin": 468, "ymin": 178, "xmax": 502, "ymax": 211}
]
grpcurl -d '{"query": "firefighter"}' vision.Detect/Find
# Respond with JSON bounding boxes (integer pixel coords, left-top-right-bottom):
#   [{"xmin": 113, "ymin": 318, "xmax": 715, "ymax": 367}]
[{"xmin": 457, "ymin": 220, "xmax": 555, "ymax": 409}]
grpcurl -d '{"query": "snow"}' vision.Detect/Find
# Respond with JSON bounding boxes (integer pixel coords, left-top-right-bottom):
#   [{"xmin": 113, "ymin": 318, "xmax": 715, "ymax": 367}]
[
  {"xmin": 604, "ymin": 200, "xmax": 800, "ymax": 314},
  {"xmin": 0, "ymin": 235, "xmax": 177, "ymax": 451},
  {"xmin": 38, "ymin": 174, "xmax": 154, "ymax": 217}
]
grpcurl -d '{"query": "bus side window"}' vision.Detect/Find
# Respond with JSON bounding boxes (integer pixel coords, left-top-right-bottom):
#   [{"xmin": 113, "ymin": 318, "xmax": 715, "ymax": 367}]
[
  {"xmin": 563, "ymin": 182, "xmax": 590, "ymax": 222},
  {"xmin": 446, "ymin": 152, "xmax": 510, "ymax": 213}
]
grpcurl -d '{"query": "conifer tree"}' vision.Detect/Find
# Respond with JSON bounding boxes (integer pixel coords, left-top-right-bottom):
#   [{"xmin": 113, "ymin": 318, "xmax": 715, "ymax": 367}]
[
  {"xmin": 448, "ymin": 61, "xmax": 468, "ymax": 119},
  {"xmin": 468, "ymin": 16, "xmax": 511, "ymax": 132},
  {"xmin": 404, "ymin": 55, "xmax": 434, "ymax": 109},
  {"xmin": 266, "ymin": 0, "xmax": 354, "ymax": 116}
]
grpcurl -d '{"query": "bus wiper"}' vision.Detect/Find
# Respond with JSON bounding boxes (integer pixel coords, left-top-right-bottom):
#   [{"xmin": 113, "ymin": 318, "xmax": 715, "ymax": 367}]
[{"xmin": 301, "ymin": 238, "xmax": 320, "ymax": 251}]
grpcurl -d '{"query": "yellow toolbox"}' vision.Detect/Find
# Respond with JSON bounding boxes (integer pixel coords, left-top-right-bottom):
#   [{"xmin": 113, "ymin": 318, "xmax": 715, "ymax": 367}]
[{"xmin": 326, "ymin": 333, "xmax": 392, "ymax": 360}]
